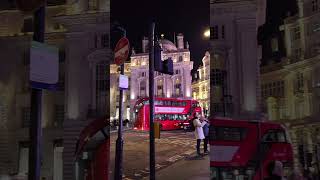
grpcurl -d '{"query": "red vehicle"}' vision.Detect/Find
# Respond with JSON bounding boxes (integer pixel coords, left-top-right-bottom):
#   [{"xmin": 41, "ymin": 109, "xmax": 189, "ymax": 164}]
[
  {"xmin": 133, "ymin": 97, "xmax": 202, "ymax": 130},
  {"xmin": 210, "ymin": 117, "xmax": 293, "ymax": 180},
  {"xmin": 74, "ymin": 117, "xmax": 110, "ymax": 180}
]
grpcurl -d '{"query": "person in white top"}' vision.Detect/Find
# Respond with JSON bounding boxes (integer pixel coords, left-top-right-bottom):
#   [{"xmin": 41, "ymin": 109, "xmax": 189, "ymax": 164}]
[{"xmin": 193, "ymin": 112, "xmax": 207, "ymax": 156}]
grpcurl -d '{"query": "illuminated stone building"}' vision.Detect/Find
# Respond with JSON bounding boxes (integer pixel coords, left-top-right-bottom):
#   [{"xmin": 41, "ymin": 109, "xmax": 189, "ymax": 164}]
[
  {"xmin": 261, "ymin": 0, "xmax": 320, "ymax": 172},
  {"xmin": 209, "ymin": 0, "xmax": 266, "ymax": 119},
  {"xmin": 129, "ymin": 34, "xmax": 193, "ymax": 120},
  {"xmin": 192, "ymin": 51, "xmax": 210, "ymax": 117},
  {"xmin": 110, "ymin": 63, "xmax": 131, "ymax": 122},
  {"xmin": 0, "ymin": 0, "xmax": 110, "ymax": 179}
]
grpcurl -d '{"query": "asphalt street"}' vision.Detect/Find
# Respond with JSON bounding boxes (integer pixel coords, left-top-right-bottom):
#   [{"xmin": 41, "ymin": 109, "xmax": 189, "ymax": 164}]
[{"xmin": 109, "ymin": 130, "xmax": 209, "ymax": 180}]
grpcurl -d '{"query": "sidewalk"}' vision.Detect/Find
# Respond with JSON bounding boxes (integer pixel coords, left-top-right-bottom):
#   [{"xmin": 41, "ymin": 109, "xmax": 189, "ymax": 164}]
[{"xmin": 146, "ymin": 155, "xmax": 210, "ymax": 180}]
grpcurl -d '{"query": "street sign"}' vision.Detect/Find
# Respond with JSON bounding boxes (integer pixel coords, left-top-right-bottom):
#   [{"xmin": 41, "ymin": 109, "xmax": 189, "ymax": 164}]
[
  {"xmin": 30, "ymin": 41, "xmax": 59, "ymax": 90},
  {"xmin": 119, "ymin": 74, "xmax": 129, "ymax": 89},
  {"xmin": 114, "ymin": 37, "xmax": 129, "ymax": 65}
]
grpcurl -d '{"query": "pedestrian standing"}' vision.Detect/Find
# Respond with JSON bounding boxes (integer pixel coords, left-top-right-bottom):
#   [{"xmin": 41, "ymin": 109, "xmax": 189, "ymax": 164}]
[
  {"xmin": 201, "ymin": 116, "xmax": 209, "ymax": 154},
  {"xmin": 193, "ymin": 112, "xmax": 206, "ymax": 156}
]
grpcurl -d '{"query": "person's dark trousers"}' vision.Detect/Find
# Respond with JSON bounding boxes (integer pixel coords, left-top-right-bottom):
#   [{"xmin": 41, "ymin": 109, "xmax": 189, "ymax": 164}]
[
  {"xmin": 196, "ymin": 139, "xmax": 201, "ymax": 155},
  {"xmin": 204, "ymin": 136, "xmax": 209, "ymax": 153}
]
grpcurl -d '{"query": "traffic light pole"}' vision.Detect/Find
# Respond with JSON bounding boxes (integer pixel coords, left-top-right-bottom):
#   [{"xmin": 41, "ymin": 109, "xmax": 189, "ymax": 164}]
[
  {"xmin": 114, "ymin": 28, "xmax": 126, "ymax": 180},
  {"xmin": 29, "ymin": 5, "xmax": 45, "ymax": 180},
  {"xmin": 149, "ymin": 22, "xmax": 156, "ymax": 180}
]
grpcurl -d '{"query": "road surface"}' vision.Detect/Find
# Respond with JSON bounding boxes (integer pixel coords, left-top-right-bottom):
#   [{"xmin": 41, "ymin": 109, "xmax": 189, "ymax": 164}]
[{"xmin": 109, "ymin": 130, "xmax": 209, "ymax": 180}]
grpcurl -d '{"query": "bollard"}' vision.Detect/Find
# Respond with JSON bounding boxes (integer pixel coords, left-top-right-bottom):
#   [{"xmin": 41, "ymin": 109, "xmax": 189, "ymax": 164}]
[{"xmin": 154, "ymin": 122, "xmax": 161, "ymax": 139}]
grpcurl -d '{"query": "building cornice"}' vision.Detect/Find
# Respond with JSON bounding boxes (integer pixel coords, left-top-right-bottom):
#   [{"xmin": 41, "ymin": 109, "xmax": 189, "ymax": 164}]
[
  {"xmin": 284, "ymin": 55, "xmax": 320, "ymax": 71},
  {"xmin": 210, "ymin": 0, "xmax": 257, "ymax": 16},
  {"xmin": 87, "ymin": 48, "xmax": 112, "ymax": 67},
  {"xmin": 53, "ymin": 12, "xmax": 110, "ymax": 29}
]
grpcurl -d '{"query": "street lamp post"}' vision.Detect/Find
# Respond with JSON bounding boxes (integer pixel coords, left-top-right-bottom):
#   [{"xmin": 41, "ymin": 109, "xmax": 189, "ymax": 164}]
[
  {"xmin": 29, "ymin": 4, "xmax": 46, "ymax": 180},
  {"xmin": 114, "ymin": 26, "xmax": 127, "ymax": 180},
  {"xmin": 149, "ymin": 22, "xmax": 156, "ymax": 180}
]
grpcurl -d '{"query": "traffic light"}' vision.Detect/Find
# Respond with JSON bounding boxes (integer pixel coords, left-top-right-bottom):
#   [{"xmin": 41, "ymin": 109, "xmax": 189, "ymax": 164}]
[
  {"xmin": 154, "ymin": 41, "xmax": 174, "ymax": 75},
  {"xmin": 162, "ymin": 58, "xmax": 173, "ymax": 75}
]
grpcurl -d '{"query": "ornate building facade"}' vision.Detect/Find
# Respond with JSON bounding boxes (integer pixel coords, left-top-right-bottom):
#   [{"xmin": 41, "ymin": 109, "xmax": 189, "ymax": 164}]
[
  {"xmin": 110, "ymin": 63, "xmax": 131, "ymax": 122},
  {"xmin": 129, "ymin": 34, "xmax": 193, "ymax": 120},
  {"xmin": 209, "ymin": 0, "xmax": 266, "ymax": 119},
  {"xmin": 192, "ymin": 51, "xmax": 210, "ymax": 117},
  {"xmin": 261, "ymin": 0, "xmax": 320, "ymax": 172},
  {"xmin": 0, "ymin": 0, "xmax": 110, "ymax": 179}
]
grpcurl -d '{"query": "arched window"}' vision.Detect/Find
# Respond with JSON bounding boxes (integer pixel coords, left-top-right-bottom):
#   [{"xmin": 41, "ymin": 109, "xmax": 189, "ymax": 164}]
[
  {"xmin": 140, "ymin": 80, "xmax": 147, "ymax": 97},
  {"xmin": 157, "ymin": 79, "xmax": 164, "ymax": 97},
  {"xmin": 174, "ymin": 77, "xmax": 182, "ymax": 97}
]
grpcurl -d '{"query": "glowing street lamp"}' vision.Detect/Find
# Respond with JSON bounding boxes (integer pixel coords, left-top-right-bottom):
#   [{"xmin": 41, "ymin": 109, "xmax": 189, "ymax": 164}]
[{"xmin": 204, "ymin": 29, "xmax": 210, "ymax": 38}]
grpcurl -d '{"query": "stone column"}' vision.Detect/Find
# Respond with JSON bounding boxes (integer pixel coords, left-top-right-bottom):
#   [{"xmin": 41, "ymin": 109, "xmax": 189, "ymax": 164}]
[
  {"xmin": 67, "ymin": 0, "xmax": 88, "ymax": 14},
  {"xmin": 303, "ymin": 68, "xmax": 312, "ymax": 116},
  {"xmin": 285, "ymin": 74, "xmax": 295, "ymax": 119},
  {"xmin": 290, "ymin": 129, "xmax": 301, "ymax": 170}
]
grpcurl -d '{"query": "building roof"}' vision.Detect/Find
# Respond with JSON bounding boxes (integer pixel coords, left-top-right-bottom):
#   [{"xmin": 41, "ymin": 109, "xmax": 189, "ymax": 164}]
[{"xmin": 159, "ymin": 39, "xmax": 177, "ymax": 52}]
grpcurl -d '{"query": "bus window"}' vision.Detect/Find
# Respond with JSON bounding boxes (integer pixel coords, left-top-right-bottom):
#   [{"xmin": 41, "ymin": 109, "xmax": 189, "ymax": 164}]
[
  {"xmin": 211, "ymin": 127, "xmax": 247, "ymax": 141},
  {"xmin": 262, "ymin": 130, "xmax": 287, "ymax": 143},
  {"xmin": 262, "ymin": 131, "xmax": 277, "ymax": 142},
  {"xmin": 277, "ymin": 131, "xmax": 286, "ymax": 142}
]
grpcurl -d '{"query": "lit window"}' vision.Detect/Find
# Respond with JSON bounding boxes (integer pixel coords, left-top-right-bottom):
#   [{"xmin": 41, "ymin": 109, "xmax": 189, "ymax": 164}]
[
  {"xmin": 18, "ymin": 142, "xmax": 29, "ymax": 175},
  {"xmin": 271, "ymin": 38, "xmax": 279, "ymax": 52},
  {"xmin": 210, "ymin": 26, "xmax": 219, "ymax": 40}
]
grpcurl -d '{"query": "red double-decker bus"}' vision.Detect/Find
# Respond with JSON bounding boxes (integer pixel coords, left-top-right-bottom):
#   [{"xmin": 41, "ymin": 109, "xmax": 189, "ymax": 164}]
[
  {"xmin": 210, "ymin": 117, "xmax": 293, "ymax": 180},
  {"xmin": 133, "ymin": 97, "xmax": 202, "ymax": 130}
]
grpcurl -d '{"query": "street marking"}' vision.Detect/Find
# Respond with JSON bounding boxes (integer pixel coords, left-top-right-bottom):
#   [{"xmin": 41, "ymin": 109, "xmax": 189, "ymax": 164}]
[{"xmin": 134, "ymin": 173, "xmax": 142, "ymax": 176}]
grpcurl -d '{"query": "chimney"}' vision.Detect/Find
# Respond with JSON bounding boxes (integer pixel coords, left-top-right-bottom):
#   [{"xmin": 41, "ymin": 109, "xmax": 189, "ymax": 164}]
[
  {"xmin": 176, "ymin": 33, "xmax": 184, "ymax": 49},
  {"xmin": 142, "ymin": 36, "xmax": 149, "ymax": 53},
  {"xmin": 186, "ymin": 41, "xmax": 189, "ymax": 49}
]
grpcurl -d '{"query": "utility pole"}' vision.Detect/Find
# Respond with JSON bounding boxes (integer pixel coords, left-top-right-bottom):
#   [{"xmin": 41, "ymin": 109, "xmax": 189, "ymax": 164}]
[
  {"xmin": 29, "ymin": 3, "xmax": 45, "ymax": 180},
  {"xmin": 114, "ymin": 26, "xmax": 128, "ymax": 180},
  {"xmin": 149, "ymin": 22, "xmax": 156, "ymax": 180}
]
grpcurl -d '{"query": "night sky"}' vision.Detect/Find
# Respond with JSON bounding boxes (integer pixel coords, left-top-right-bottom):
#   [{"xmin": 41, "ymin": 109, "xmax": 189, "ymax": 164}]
[
  {"xmin": 111, "ymin": 0, "xmax": 210, "ymax": 68},
  {"xmin": 111, "ymin": 0, "xmax": 298, "ymax": 68}
]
